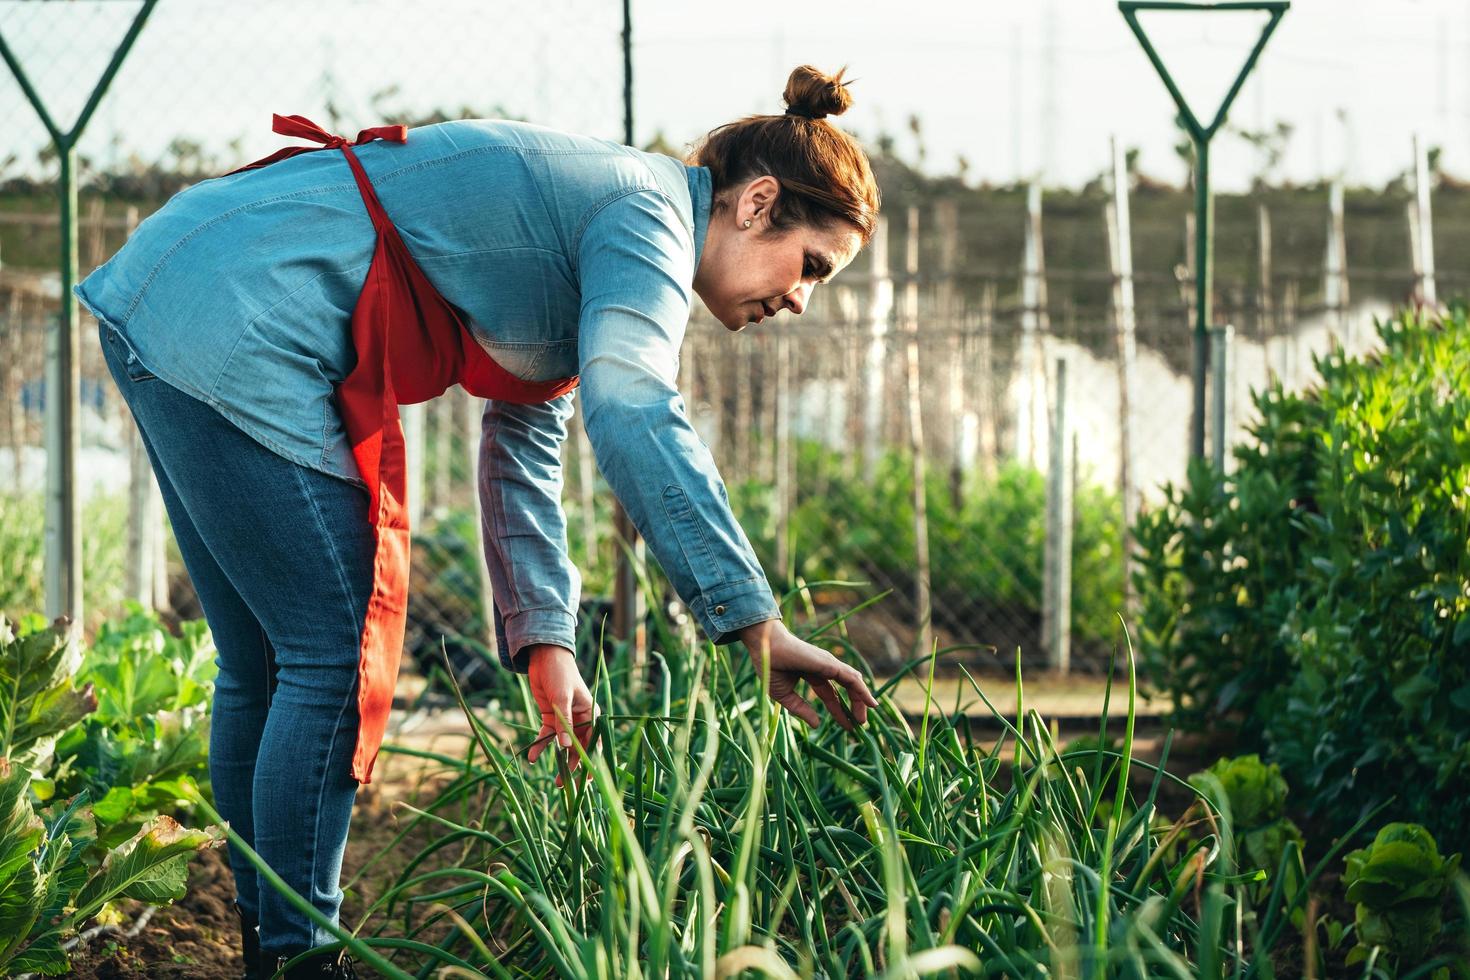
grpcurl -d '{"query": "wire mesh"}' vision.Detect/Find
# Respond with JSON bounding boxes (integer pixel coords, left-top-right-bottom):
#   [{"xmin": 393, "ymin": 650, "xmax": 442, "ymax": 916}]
[{"xmin": 1, "ymin": 1, "xmax": 1459, "ymax": 682}]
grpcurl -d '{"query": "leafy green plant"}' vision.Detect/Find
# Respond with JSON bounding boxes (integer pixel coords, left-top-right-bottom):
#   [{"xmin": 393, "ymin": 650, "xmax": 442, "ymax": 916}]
[
  {"xmin": 0, "ymin": 758, "xmax": 222, "ymax": 977},
  {"xmin": 1342, "ymin": 822, "xmax": 1463, "ymax": 971},
  {"xmin": 1133, "ymin": 304, "xmax": 1470, "ymax": 843},
  {"xmin": 43, "ymin": 604, "xmax": 215, "ymax": 845},
  {"xmin": 0, "ymin": 614, "xmax": 97, "ymax": 773},
  {"xmin": 1187, "ymin": 755, "xmax": 1305, "ymax": 913}
]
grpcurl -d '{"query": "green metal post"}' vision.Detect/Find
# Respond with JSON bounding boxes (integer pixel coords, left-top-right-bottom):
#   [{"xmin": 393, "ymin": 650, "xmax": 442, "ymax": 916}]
[
  {"xmin": 1119, "ymin": 0, "xmax": 1287, "ymax": 461},
  {"xmin": 1, "ymin": 0, "xmax": 159, "ymax": 629}
]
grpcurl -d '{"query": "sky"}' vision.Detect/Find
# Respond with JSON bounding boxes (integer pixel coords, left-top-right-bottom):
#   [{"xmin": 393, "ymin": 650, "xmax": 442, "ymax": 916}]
[{"xmin": 1, "ymin": 0, "xmax": 1467, "ymax": 193}]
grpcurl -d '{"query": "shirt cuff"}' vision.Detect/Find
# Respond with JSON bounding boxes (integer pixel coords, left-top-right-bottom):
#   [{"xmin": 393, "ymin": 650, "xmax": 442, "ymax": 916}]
[
  {"xmin": 498, "ymin": 606, "xmax": 578, "ymax": 674},
  {"xmin": 686, "ymin": 578, "xmax": 782, "ymax": 646}
]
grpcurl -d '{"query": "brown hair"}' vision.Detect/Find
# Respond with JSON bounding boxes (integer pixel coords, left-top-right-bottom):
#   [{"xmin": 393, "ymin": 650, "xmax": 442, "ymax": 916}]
[{"xmin": 689, "ymin": 65, "xmax": 880, "ymax": 243}]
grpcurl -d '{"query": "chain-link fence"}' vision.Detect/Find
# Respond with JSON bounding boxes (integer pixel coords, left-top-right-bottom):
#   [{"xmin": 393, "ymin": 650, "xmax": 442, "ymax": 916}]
[
  {"xmin": 0, "ymin": 0, "xmax": 626, "ymax": 682},
  {"xmin": 3, "ymin": 2, "xmax": 1466, "ymax": 685}
]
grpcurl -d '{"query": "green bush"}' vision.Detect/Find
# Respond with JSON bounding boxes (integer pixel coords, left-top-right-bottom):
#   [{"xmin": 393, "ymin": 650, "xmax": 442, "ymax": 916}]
[
  {"xmin": 1133, "ymin": 304, "xmax": 1470, "ymax": 843},
  {"xmin": 732, "ymin": 439, "xmax": 1125, "ymax": 652},
  {"xmin": 0, "ymin": 493, "xmax": 131, "ymax": 636}
]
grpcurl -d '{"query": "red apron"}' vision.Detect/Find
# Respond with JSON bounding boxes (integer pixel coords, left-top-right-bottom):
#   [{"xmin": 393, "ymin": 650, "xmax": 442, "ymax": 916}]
[{"xmin": 225, "ymin": 115, "xmax": 579, "ymax": 783}]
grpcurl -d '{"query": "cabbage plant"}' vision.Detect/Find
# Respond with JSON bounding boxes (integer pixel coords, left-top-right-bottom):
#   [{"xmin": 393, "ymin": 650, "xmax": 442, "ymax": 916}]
[
  {"xmin": 1187, "ymin": 754, "xmax": 1305, "ymax": 909},
  {"xmin": 1343, "ymin": 822, "xmax": 1462, "ymax": 968}
]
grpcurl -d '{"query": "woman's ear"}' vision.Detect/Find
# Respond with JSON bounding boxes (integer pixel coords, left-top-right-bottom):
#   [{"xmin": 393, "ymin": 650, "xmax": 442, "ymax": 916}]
[{"xmin": 738, "ymin": 175, "xmax": 782, "ymax": 228}]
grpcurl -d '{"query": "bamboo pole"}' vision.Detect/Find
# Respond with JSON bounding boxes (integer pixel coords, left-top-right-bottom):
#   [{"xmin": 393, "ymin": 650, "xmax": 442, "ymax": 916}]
[
  {"xmin": 400, "ymin": 402, "xmax": 425, "ymax": 530},
  {"xmin": 124, "ymin": 401, "xmax": 152, "ymax": 606},
  {"xmin": 1211, "ymin": 324, "xmax": 1234, "ymax": 473},
  {"xmin": 1411, "ymin": 134, "xmax": 1437, "ymax": 307},
  {"xmin": 1324, "ymin": 177, "xmax": 1349, "ymax": 348},
  {"xmin": 976, "ymin": 282, "xmax": 998, "ymax": 481},
  {"xmin": 1017, "ymin": 182, "xmax": 1049, "ymax": 468},
  {"xmin": 935, "ymin": 198, "xmax": 963, "ymax": 510},
  {"xmin": 862, "ymin": 217, "xmax": 892, "ymax": 484},
  {"xmin": 736, "ymin": 343, "xmax": 753, "ymax": 479},
  {"xmin": 432, "ymin": 394, "xmax": 452, "ymax": 515},
  {"xmin": 1042, "ymin": 356, "xmax": 1072, "ymax": 673},
  {"xmin": 773, "ymin": 332, "xmax": 791, "ymax": 581},
  {"xmin": 1105, "ymin": 136, "xmax": 1140, "ymax": 617},
  {"xmin": 902, "ymin": 206, "xmax": 933, "ymax": 659},
  {"xmin": 704, "ymin": 332, "xmax": 723, "ymax": 460},
  {"xmin": 841, "ymin": 287, "xmax": 862, "ymax": 483},
  {"xmin": 574, "ymin": 397, "xmax": 598, "ymax": 568},
  {"xmin": 6, "ymin": 289, "xmax": 22, "ymax": 495},
  {"xmin": 1257, "ymin": 204, "xmax": 1275, "ymax": 389}
]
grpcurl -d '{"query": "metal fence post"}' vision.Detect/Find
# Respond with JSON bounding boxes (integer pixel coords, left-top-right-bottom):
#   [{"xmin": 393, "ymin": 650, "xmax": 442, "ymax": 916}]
[
  {"xmin": 1, "ymin": 0, "xmax": 159, "ymax": 632},
  {"xmin": 1119, "ymin": 0, "xmax": 1288, "ymax": 461}
]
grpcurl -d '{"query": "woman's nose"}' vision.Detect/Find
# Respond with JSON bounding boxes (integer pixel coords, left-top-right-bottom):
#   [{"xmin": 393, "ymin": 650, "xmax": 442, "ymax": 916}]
[{"xmin": 782, "ymin": 283, "xmax": 812, "ymax": 315}]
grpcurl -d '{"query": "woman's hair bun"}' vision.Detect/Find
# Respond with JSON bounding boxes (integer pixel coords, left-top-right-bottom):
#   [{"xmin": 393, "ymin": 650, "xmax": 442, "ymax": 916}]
[{"xmin": 782, "ymin": 65, "xmax": 854, "ymax": 121}]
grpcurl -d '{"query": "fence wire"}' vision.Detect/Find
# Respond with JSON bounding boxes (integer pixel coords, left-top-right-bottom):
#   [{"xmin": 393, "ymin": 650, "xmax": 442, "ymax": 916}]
[{"xmin": 3, "ymin": 2, "xmax": 1462, "ymax": 684}]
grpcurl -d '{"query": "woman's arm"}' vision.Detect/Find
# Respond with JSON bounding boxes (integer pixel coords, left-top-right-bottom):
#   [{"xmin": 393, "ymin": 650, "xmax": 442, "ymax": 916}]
[
  {"xmin": 575, "ymin": 188, "xmax": 781, "ymax": 644},
  {"xmin": 477, "ymin": 389, "xmax": 581, "ymax": 673}
]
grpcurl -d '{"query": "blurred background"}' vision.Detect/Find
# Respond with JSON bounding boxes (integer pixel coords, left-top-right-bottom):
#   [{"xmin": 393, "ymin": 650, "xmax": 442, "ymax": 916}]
[{"xmin": 2, "ymin": 0, "xmax": 1465, "ymax": 685}]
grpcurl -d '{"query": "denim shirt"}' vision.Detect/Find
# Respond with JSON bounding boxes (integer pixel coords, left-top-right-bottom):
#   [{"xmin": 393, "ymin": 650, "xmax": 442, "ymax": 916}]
[{"xmin": 75, "ymin": 119, "xmax": 780, "ymax": 670}]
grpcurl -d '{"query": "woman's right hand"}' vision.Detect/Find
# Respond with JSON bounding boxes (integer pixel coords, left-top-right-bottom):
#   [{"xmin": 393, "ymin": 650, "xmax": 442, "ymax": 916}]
[
  {"xmin": 737, "ymin": 619, "xmax": 879, "ymax": 731},
  {"xmin": 524, "ymin": 644, "xmax": 600, "ymax": 788}
]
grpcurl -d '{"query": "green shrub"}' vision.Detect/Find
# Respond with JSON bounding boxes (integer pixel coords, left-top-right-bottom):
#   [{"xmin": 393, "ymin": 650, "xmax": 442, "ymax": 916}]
[
  {"xmin": 732, "ymin": 440, "xmax": 1125, "ymax": 653},
  {"xmin": 1133, "ymin": 304, "xmax": 1470, "ymax": 843},
  {"xmin": 0, "ymin": 493, "xmax": 131, "ymax": 637}
]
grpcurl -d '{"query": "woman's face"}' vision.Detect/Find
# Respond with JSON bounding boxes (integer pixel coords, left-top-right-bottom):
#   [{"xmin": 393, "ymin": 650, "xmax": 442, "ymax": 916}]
[{"xmin": 694, "ymin": 176, "xmax": 863, "ymax": 332}]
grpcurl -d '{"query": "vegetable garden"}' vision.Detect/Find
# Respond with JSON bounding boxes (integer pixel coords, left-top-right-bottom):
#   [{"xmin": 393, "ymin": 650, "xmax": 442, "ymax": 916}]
[
  {"xmin": 4, "ymin": 1, "xmax": 1470, "ymax": 976},
  {"xmin": 0, "ymin": 304, "xmax": 1466, "ymax": 976}
]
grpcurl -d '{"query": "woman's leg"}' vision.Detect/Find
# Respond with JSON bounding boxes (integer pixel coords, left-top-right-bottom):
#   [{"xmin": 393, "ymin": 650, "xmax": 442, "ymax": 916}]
[
  {"xmin": 98, "ymin": 323, "xmax": 276, "ymax": 922},
  {"xmin": 97, "ymin": 322, "xmax": 371, "ymax": 957}
]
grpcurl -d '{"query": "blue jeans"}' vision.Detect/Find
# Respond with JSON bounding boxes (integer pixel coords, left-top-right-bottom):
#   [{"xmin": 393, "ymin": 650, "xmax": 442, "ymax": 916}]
[{"xmin": 98, "ymin": 320, "xmax": 367, "ymax": 958}]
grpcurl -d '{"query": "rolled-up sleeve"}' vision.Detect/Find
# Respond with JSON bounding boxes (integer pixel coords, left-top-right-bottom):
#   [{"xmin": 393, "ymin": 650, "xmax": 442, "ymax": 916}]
[
  {"xmin": 478, "ymin": 390, "xmax": 581, "ymax": 673},
  {"xmin": 575, "ymin": 189, "xmax": 780, "ymax": 644}
]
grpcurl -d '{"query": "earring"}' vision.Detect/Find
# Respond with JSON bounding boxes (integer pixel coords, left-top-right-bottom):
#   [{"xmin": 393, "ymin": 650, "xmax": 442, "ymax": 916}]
[{"xmin": 743, "ymin": 218, "xmax": 752, "ymax": 228}]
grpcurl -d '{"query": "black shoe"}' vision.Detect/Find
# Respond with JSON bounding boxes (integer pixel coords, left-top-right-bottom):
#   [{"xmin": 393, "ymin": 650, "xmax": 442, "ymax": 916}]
[
  {"xmin": 270, "ymin": 946, "xmax": 359, "ymax": 979},
  {"xmin": 234, "ymin": 902, "xmax": 262, "ymax": 980}
]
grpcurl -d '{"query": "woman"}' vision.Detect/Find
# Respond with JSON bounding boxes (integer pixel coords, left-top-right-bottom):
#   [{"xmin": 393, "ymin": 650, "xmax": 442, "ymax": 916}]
[{"xmin": 81, "ymin": 64, "xmax": 881, "ymax": 977}]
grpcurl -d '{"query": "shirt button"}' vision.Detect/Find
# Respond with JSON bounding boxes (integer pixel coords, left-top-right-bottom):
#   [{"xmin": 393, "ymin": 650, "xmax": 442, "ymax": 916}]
[{"xmin": 714, "ymin": 604, "xmax": 726, "ymax": 616}]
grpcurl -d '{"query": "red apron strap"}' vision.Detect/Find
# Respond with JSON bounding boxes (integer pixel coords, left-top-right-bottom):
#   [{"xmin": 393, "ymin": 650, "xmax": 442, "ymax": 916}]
[{"xmin": 220, "ymin": 113, "xmax": 407, "ymax": 178}]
